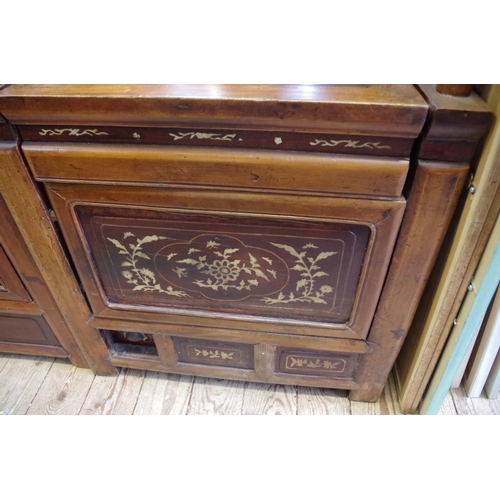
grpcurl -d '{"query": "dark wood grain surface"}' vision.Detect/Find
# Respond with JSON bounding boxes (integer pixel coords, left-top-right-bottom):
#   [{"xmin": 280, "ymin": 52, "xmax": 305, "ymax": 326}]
[
  {"xmin": 45, "ymin": 182, "xmax": 405, "ymax": 340},
  {"xmin": 0, "ymin": 84, "xmax": 428, "ymax": 137},
  {"xmin": 0, "ymin": 84, "xmax": 492, "ymax": 403},
  {"xmin": 17, "ymin": 125, "xmax": 414, "ymax": 157}
]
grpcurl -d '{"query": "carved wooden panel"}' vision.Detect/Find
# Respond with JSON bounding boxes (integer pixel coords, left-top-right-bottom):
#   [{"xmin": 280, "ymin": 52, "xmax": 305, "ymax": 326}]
[
  {"xmin": 277, "ymin": 348, "xmax": 359, "ymax": 379},
  {"xmin": 0, "ymin": 315, "xmax": 61, "ymax": 346},
  {"xmin": 0, "ymin": 245, "xmax": 32, "ymax": 302},
  {"xmin": 174, "ymin": 337, "xmax": 254, "ymax": 369},
  {"xmin": 77, "ymin": 206, "xmax": 370, "ymax": 326}
]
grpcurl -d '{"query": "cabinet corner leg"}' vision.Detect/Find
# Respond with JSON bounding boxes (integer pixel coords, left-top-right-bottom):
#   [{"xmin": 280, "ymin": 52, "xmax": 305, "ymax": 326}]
[{"xmin": 349, "ymin": 382, "xmax": 385, "ymax": 402}]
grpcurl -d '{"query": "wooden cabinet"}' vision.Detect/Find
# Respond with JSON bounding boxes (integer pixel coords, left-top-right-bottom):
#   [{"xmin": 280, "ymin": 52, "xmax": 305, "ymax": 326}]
[{"xmin": 0, "ymin": 84, "xmax": 492, "ymax": 401}]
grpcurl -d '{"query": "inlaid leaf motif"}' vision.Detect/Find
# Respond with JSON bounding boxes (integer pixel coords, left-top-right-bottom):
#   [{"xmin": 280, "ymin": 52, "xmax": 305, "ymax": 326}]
[
  {"xmin": 139, "ymin": 235, "xmax": 165, "ymax": 244},
  {"xmin": 286, "ymin": 355, "xmax": 345, "ymax": 372},
  {"xmin": 316, "ymin": 251, "xmax": 337, "ymax": 261},
  {"xmin": 194, "ymin": 348, "xmax": 235, "ymax": 360},
  {"xmin": 271, "ymin": 243, "xmax": 301, "ymax": 259},
  {"xmin": 109, "ymin": 234, "xmax": 190, "ymax": 297},
  {"xmin": 177, "ymin": 258, "xmax": 201, "ymax": 265},
  {"xmin": 107, "ymin": 238, "xmax": 128, "ymax": 251},
  {"xmin": 267, "ymin": 269, "xmax": 277, "ymax": 279},
  {"xmin": 262, "ymin": 243, "xmax": 337, "ymax": 305},
  {"xmin": 140, "ymin": 268, "xmax": 155, "ymax": 280},
  {"xmin": 173, "ymin": 267, "xmax": 188, "ymax": 278},
  {"xmin": 296, "ymin": 279, "xmax": 308, "ymax": 291},
  {"xmin": 252, "ymin": 268, "xmax": 270, "ymax": 281}
]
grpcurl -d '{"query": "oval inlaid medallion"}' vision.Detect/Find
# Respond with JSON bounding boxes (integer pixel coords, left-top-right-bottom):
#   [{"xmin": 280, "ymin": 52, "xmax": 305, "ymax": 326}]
[{"xmin": 154, "ymin": 234, "xmax": 289, "ymax": 301}]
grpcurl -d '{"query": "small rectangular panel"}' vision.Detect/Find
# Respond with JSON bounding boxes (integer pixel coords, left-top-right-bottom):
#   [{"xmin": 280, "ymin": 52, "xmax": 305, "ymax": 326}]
[
  {"xmin": 77, "ymin": 206, "xmax": 370, "ymax": 326},
  {"xmin": 0, "ymin": 314, "xmax": 61, "ymax": 346},
  {"xmin": 0, "ymin": 245, "xmax": 32, "ymax": 302},
  {"xmin": 18, "ymin": 126, "xmax": 414, "ymax": 158},
  {"xmin": 277, "ymin": 348, "xmax": 359, "ymax": 379},
  {"xmin": 174, "ymin": 337, "xmax": 254, "ymax": 369}
]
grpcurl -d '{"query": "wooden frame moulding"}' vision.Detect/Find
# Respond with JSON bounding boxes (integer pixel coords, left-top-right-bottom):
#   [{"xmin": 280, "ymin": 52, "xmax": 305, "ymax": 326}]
[
  {"xmin": 394, "ymin": 84, "xmax": 495, "ymax": 413},
  {"xmin": 0, "ymin": 141, "xmax": 116, "ymax": 374}
]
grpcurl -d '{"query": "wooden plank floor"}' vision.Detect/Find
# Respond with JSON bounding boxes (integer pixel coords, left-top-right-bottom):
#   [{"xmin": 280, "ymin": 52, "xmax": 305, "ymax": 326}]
[{"xmin": 1, "ymin": 353, "xmax": 499, "ymax": 415}]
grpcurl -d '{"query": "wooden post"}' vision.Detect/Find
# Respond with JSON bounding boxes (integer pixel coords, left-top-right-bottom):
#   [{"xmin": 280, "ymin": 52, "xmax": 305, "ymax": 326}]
[{"xmin": 0, "ymin": 143, "xmax": 117, "ymax": 375}]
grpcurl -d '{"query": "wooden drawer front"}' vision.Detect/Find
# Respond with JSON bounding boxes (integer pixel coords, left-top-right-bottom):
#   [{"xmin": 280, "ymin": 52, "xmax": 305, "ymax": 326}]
[
  {"xmin": 174, "ymin": 338, "xmax": 254, "ymax": 369},
  {"xmin": 277, "ymin": 348, "xmax": 359, "ymax": 379},
  {"xmin": 0, "ymin": 314, "xmax": 61, "ymax": 346},
  {"xmin": 0, "ymin": 246, "xmax": 32, "ymax": 303},
  {"xmin": 23, "ymin": 144, "xmax": 409, "ymax": 198},
  {"xmin": 47, "ymin": 184, "xmax": 405, "ymax": 339}
]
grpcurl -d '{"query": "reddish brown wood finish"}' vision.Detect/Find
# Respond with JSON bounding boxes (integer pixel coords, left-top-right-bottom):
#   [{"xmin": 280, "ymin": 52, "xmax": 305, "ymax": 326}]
[
  {"xmin": 350, "ymin": 160, "xmax": 469, "ymax": 401},
  {"xmin": 0, "ymin": 194, "xmax": 77, "ymax": 357},
  {"xmin": 0, "ymin": 315, "xmax": 61, "ymax": 345},
  {"xmin": 436, "ymin": 84, "xmax": 473, "ymax": 97},
  {"xmin": 0, "ymin": 341, "xmax": 67, "ymax": 358},
  {"xmin": 18, "ymin": 125, "xmax": 414, "ymax": 158},
  {"xmin": 0, "ymin": 245, "xmax": 33, "ymax": 302},
  {"xmin": 174, "ymin": 337, "xmax": 254, "ymax": 369},
  {"xmin": 0, "ymin": 84, "xmax": 428, "ymax": 137},
  {"xmin": 0, "ymin": 84, "xmax": 492, "ymax": 403},
  {"xmin": 0, "ymin": 113, "xmax": 17, "ymax": 141},
  {"xmin": 417, "ymin": 84, "xmax": 492, "ymax": 162},
  {"xmin": 109, "ymin": 352, "xmax": 361, "ymax": 390},
  {"xmin": 42, "ymin": 182, "xmax": 405, "ymax": 340},
  {"xmin": 394, "ymin": 86, "xmax": 495, "ymax": 411},
  {"xmin": 23, "ymin": 143, "xmax": 409, "ymax": 198},
  {"xmin": 0, "ymin": 144, "xmax": 114, "ymax": 373},
  {"xmin": 91, "ymin": 317, "xmax": 371, "ymax": 353}
]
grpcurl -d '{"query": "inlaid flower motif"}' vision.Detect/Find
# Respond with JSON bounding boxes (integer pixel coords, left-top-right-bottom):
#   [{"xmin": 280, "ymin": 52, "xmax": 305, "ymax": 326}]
[
  {"xmin": 156, "ymin": 235, "xmax": 288, "ymax": 300},
  {"xmin": 206, "ymin": 259, "xmax": 241, "ymax": 283}
]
